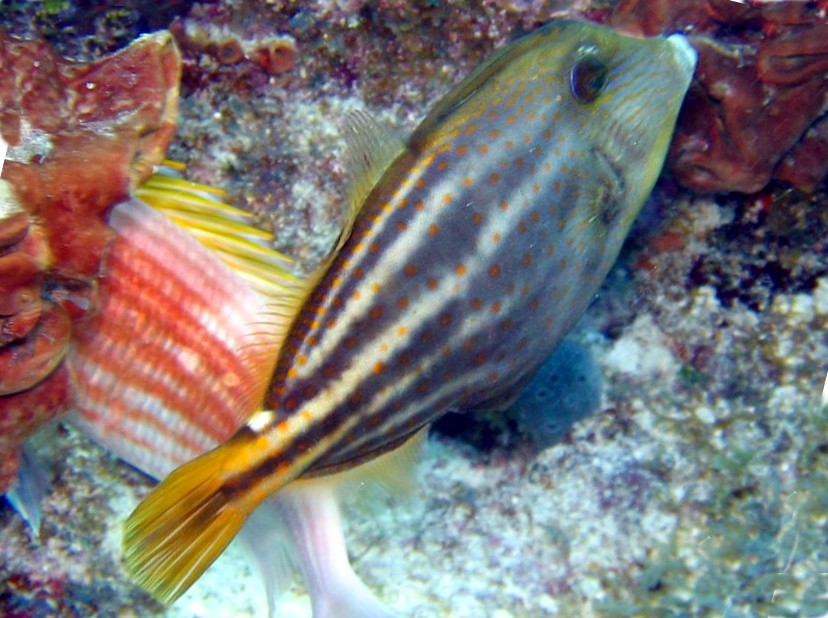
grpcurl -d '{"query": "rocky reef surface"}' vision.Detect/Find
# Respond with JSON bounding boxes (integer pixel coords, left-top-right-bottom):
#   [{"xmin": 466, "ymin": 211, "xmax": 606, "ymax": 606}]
[{"xmin": 1, "ymin": 1, "xmax": 826, "ymax": 616}]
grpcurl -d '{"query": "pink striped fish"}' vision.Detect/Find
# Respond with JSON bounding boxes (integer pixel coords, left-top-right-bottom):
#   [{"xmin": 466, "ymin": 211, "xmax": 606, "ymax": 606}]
[
  {"xmin": 124, "ymin": 19, "xmax": 697, "ymax": 612},
  {"xmin": 68, "ymin": 175, "xmax": 395, "ymax": 617}
]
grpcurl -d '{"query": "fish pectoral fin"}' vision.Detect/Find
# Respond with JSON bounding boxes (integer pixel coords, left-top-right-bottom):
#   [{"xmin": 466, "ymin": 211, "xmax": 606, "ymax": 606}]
[{"xmin": 122, "ymin": 428, "xmax": 297, "ymax": 605}]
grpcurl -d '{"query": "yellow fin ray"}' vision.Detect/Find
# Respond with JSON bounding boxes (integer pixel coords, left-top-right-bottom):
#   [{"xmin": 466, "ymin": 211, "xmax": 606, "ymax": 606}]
[
  {"xmin": 134, "ymin": 171, "xmax": 300, "ymax": 300},
  {"xmin": 123, "ymin": 429, "xmax": 300, "ymax": 605}
]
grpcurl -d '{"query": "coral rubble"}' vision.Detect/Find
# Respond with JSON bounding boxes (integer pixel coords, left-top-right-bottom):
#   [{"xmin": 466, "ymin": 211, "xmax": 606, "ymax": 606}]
[{"xmin": 0, "ymin": 30, "xmax": 180, "ymax": 492}]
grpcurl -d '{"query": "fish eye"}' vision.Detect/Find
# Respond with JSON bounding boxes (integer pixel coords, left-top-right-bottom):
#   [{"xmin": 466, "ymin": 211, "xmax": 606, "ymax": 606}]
[{"xmin": 570, "ymin": 49, "xmax": 608, "ymax": 103}]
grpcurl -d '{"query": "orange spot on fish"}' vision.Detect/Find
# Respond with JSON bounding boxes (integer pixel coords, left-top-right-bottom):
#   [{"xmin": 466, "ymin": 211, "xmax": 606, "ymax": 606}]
[
  {"xmin": 428, "ymin": 223, "xmax": 440, "ymax": 236},
  {"xmin": 427, "ymin": 278, "xmax": 439, "ymax": 290},
  {"xmin": 499, "ymin": 200, "xmax": 509, "ymax": 211},
  {"xmin": 396, "ymin": 221, "xmax": 408, "ymax": 232},
  {"xmin": 439, "ymin": 313, "xmax": 452, "ymax": 327},
  {"xmin": 490, "ymin": 128, "xmax": 501, "ymax": 140},
  {"xmin": 491, "ymin": 233, "xmax": 502, "ymax": 244},
  {"xmin": 397, "ymin": 325, "xmax": 407, "ymax": 337},
  {"xmin": 373, "ymin": 361, "xmax": 385, "ymax": 375},
  {"xmin": 437, "ymin": 160, "xmax": 448, "ymax": 172},
  {"xmin": 397, "ymin": 295, "xmax": 409, "ymax": 309},
  {"xmin": 352, "ymin": 290, "xmax": 362, "ymax": 301},
  {"xmin": 472, "ymin": 212, "xmax": 483, "ymax": 225},
  {"xmin": 442, "ymin": 193, "xmax": 453, "ymax": 205},
  {"xmin": 285, "ymin": 397, "xmax": 299, "ymax": 411},
  {"xmin": 415, "ymin": 200, "xmax": 426, "ymax": 211},
  {"xmin": 456, "ymin": 144, "xmax": 469, "ymax": 156},
  {"xmin": 514, "ymin": 156, "xmax": 525, "ymax": 168},
  {"xmin": 404, "ymin": 263, "xmax": 418, "ymax": 277},
  {"xmin": 490, "ymin": 301, "xmax": 502, "ymax": 314},
  {"xmin": 518, "ymin": 221, "xmax": 527, "ymax": 234},
  {"xmin": 470, "ymin": 298, "xmax": 483, "ymax": 311},
  {"xmin": 489, "ymin": 264, "xmax": 502, "ymax": 279},
  {"xmin": 370, "ymin": 305, "xmax": 383, "ymax": 320},
  {"xmin": 344, "ymin": 336, "xmax": 357, "ymax": 349},
  {"xmin": 489, "ymin": 173, "xmax": 501, "ymax": 185},
  {"xmin": 478, "ymin": 144, "xmax": 489, "ymax": 154},
  {"xmin": 522, "ymin": 253, "xmax": 533, "ymax": 266},
  {"xmin": 463, "ymin": 176, "xmax": 474, "ymax": 187},
  {"xmin": 455, "ymin": 264, "xmax": 467, "ymax": 277}
]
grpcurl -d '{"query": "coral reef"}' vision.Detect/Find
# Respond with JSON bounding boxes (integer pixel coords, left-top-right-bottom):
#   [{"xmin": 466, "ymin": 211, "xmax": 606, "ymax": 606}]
[
  {"xmin": 0, "ymin": 30, "xmax": 180, "ymax": 492},
  {"xmin": 610, "ymin": 0, "xmax": 828, "ymax": 194},
  {"xmin": 1, "ymin": 1, "xmax": 827, "ymax": 617}
]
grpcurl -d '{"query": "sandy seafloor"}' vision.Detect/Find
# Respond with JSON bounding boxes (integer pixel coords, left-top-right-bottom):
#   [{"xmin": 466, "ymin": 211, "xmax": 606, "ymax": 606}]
[{"xmin": 1, "ymin": 1, "xmax": 827, "ymax": 617}]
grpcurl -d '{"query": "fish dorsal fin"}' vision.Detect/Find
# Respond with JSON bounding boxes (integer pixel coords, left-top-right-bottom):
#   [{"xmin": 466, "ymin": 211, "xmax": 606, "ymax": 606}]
[
  {"xmin": 134, "ymin": 170, "xmax": 303, "ymax": 301},
  {"xmin": 337, "ymin": 110, "xmax": 405, "ymax": 253}
]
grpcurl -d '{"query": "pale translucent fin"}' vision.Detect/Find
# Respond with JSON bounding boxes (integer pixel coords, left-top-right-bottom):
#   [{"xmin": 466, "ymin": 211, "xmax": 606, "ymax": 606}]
[
  {"xmin": 337, "ymin": 110, "xmax": 405, "ymax": 253},
  {"xmin": 266, "ymin": 485, "xmax": 398, "ymax": 618},
  {"xmin": 271, "ymin": 429, "xmax": 428, "ymax": 617},
  {"xmin": 238, "ymin": 512, "xmax": 296, "ymax": 618},
  {"xmin": 325, "ymin": 425, "xmax": 428, "ymax": 497},
  {"xmin": 134, "ymin": 171, "xmax": 301, "ymax": 300},
  {"xmin": 4, "ymin": 442, "xmax": 50, "ymax": 537}
]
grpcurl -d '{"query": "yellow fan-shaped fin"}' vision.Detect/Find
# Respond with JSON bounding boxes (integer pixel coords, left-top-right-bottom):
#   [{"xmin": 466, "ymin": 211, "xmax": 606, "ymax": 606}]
[
  {"xmin": 135, "ymin": 171, "xmax": 301, "ymax": 300},
  {"xmin": 123, "ymin": 427, "xmax": 302, "ymax": 605}
]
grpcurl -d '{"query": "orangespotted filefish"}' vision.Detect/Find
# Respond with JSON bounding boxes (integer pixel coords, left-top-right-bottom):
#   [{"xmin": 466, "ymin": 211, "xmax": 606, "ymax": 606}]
[{"xmin": 123, "ymin": 19, "xmax": 697, "ymax": 611}]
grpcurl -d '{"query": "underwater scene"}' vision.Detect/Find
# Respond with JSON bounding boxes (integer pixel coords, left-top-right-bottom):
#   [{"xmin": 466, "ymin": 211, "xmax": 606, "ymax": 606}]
[{"xmin": 0, "ymin": 1, "xmax": 826, "ymax": 616}]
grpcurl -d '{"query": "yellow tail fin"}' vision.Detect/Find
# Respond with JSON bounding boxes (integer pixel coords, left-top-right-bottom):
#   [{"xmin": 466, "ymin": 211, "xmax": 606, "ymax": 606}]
[{"xmin": 122, "ymin": 431, "xmax": 288, "ymax": 604}]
